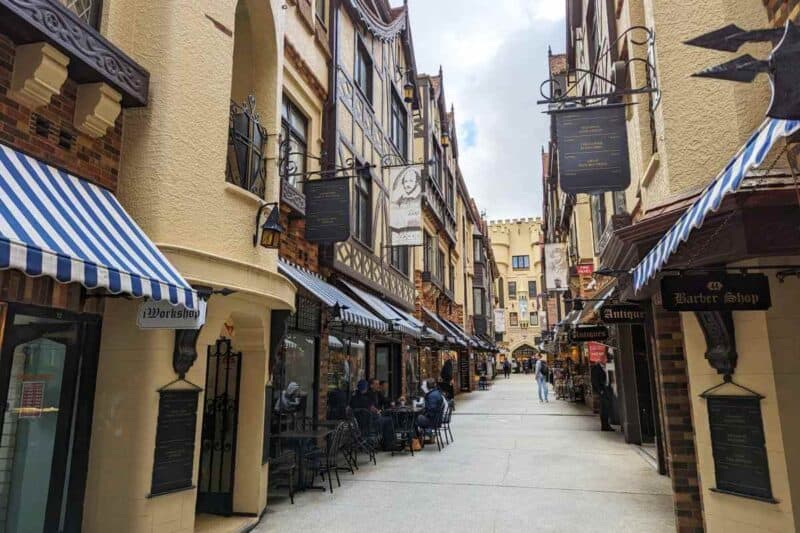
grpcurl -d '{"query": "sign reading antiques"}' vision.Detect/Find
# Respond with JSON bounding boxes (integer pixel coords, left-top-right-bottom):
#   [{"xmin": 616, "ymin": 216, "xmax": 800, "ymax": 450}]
[
  {"xmin": 569, "ymin": 325, "xmax": 609, "ymax": 342},
  {"xmin": 554, "ymin": 105, "xmax": 631, "ymax": 194},
  {"xmin": 150, "ymin": 389, "xmax": 200, "ymax": 496},
  {"xmin": 706, "ymin": 396, "xmax": 773, "ymax": 501},
  {"xmin": 388, "ymin": 166, "xmax": 423, "ymax": 246},
  {"xmin": 305, "ymin": 179, "xmax": 350, "ymax": 243},
  {"xmin": 138, "ymin": 299, "xmax": 207, "ymax": 330},
  {"xmin": 661, "ymin": 274, "xmax": 771, "ymax": 312},
  {"xmin": 600, "ymin": 303, "xmax": 646, "ymax": 324}
]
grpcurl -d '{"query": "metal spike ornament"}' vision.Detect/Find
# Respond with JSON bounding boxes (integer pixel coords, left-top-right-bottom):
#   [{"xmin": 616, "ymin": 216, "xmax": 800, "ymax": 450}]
[{"xmin": 686, "ymin": 21, "xmax": 800, "ymax": 120}]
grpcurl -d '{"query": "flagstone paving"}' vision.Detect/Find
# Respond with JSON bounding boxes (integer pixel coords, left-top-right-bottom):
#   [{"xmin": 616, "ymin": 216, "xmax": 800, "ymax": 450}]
[{"xmin": 254, "ymin": 374, "xmax": 675, "ymax": 533}]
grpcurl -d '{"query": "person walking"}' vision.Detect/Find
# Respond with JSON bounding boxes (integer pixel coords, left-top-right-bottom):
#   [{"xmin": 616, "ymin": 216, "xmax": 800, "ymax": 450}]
[
  {"xmin": 591, "ymin": 362, "xmax": 614, "ymax": 431},
  {"xmin": 534, "ymin": 354, "xmax": 549, "ymax": 403},
  {"xmin": 502, "ymin": 359, "xmax": 511, "ymax": 379},
  {"xmin": 439, "ymin": 354, "xmax": 454, "ymax": 399}
]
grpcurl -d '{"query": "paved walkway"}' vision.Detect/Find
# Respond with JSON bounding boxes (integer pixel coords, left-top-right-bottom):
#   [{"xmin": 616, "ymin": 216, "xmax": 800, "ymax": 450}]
[{"xmin": 255, "ymin": 375, "xmax": 675, "ymax": 533}]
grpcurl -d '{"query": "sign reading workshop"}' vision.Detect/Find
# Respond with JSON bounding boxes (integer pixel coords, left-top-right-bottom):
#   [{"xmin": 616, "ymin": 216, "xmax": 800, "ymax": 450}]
[
  {"xmin": 138, "ymin": 299, "xmax": 207, "ymax": 330},
  {"xmin": 600, "ymin": 303, "xmax": 646, "ymax": 324},
  {"xmin": 554, "ymin": 105, "xmax": 631, "ymax": 194},
  {"xmin": 305, "ymin": 178, "xmax": 351, "ymax": 243},
  {"xmin": 660, "ymin": 273, "xmax": 771, "ymax": 312}
]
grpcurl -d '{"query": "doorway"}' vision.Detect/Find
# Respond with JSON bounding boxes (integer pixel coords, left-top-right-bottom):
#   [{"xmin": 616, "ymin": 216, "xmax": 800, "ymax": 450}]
[
  {"xmin": 0, "ymin": 303, "xmax": 101, "ymax": 533},
  {"xmin": 375, "ymin": 344, "xmax": 401, "ymax": 399},
  {"xmin": 197, "ymin": 338, "xmax": 242, "ymax": 516},
  {"xmin": 632, "ymin": 325, "xmax": 657, "ymax": 443}
]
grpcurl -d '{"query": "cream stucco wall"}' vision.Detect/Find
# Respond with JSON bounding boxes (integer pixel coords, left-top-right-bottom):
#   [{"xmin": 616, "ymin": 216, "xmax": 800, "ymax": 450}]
[
  {"xmin": 680, "ymin": 259, "xmax": 800, "ymax": 533},
  {"xmin": 490, "ymin": 219, "xmax": 543, "ymax": 353}
]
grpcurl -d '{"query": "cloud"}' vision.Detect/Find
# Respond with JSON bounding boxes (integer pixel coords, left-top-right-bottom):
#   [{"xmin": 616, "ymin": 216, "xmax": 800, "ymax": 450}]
[{"xmin": 407, "ymin": 0, "xmax": 564, "ymax": 219}]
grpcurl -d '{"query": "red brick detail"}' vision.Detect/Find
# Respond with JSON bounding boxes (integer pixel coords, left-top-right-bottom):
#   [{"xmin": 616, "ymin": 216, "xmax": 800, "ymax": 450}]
[
  {"xmin": 650, "ymin": 301, "xmax": 705, "ymax": 533},
  {"xmin": 278, "ymin": 205, "xmax": 319, "ymax": 271},
  {"xmin": 0, "ymin": 35, "xmax": 122, "ymax": 192}
]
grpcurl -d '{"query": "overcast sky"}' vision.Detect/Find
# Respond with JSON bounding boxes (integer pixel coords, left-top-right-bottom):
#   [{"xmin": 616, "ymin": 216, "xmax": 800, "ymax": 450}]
[{"xmin": 406, "ymin": 0, "xmax": 565, "ymax": 220}]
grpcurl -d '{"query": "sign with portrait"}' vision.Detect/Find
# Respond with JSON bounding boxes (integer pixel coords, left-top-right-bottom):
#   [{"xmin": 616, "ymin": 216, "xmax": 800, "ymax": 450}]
[
  {"xmin": 494, "ymin": 309, "xmax": 506, "ymax": 333},
  {"xmin": 545, "ymin": 243, "xmax": 568, "ymax": 291},
  {"xmin": 554, "ymin": 105, "xmax": 631, "ymax": 194},
  {"xmin": 388, "ymin": 166, "xmax": 423, "ymax": 246},
  {"xmin": 660, "ymin": 274, "xmax": 771, "ymax": 312}
]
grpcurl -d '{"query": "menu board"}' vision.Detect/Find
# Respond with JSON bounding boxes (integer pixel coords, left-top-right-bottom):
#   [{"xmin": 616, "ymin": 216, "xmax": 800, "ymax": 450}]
[
  {"xmin": 458, "ymin": 354, "xmax": 470, "ymax": 392},
  {"xmin": 150, "ymin": 389, "xmax": 199, "ymax": 496},
  {"xmin": 707, "ymin": 396, "xmax": 774, "ymax": 501},
  {"xmin": 305, "ymin": 179, "xmax": 351, "ymax": 243}
]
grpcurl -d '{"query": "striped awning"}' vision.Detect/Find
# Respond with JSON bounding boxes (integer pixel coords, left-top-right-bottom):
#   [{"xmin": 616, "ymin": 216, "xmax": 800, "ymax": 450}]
[
  {"xmin": 0, "ymin": 143, "xmax": 197, "ymax": 308},
  {"xmin": 443, "ymin": 318, "xmax": 475, "ymax": 347},
  {"xmin": 422, "ymin": 308, "xmax": 465, "ymax": 346},
  {"xmin": 390, "ymin": 303, "xmax": 445, "ymax": 343},
  {"xmin": 278, "ymin": 259, "xmax": 386, "ymax": 331},
  {"xmin": 633, "ymin": 118, "xmax": 800, "ymax": 292},
  {"xmin": 339, "ymin": 280, "xmax": 420, "ymax": 337}
]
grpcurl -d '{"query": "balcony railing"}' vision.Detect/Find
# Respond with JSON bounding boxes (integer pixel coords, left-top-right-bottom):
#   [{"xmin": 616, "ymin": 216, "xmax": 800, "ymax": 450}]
[
  {"xmin": 58, "ymin": 0, "xmax": 102, "ymax": 28},
  {"xmin": 227, "ymin": 96, "xmax": 266, "ymax": 198}
]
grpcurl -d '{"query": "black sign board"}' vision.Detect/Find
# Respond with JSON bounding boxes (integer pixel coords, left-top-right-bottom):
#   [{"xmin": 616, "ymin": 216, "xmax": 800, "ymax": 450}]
[
  {"xmin": 554, "ymin": 105, "xmax": 631, "ymax": 194},
  {"xmin": 600, "ymin": 303, "xmax": 646, "ymax": 324},
  {"xmin": 661, "ymin": 274, "xmax": 771, "ymax": 312},
  {"xmin": 458, "ymin": 353, "xmax": 470, "ymax": 392},
  {"xmin": 150, "ymin": 389, "xmax": 199, "ymax": 496},
  {"xmin": 569, "ymin": 325, "xmax": 609, "ymax": 342},
  {"xmin": 707, "ymin": 396, "xmax": 774, "ymax": 501},
  {"xmin": 305, "ymin": 179, "xmax": 350, "ymax": 243}
]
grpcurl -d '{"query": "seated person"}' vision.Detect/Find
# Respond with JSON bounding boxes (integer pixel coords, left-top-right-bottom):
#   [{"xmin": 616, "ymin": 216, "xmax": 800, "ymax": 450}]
[
  {"xmin": 378, "ymin": 380, "xmax": 392, "ymax": 409},
  {"xmin": 416, "ymin": 379, "xmax": 445, "ymax": 431},
  {"xmin": 350, "ymin": 379, "xmax": 377, "ymax": 412}
]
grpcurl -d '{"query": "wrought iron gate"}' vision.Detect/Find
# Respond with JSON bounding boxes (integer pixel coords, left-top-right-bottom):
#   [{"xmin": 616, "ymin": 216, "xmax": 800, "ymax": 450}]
[{"xmin": 196, "ymin": 338, "xmax": 242, "ymax": 516}]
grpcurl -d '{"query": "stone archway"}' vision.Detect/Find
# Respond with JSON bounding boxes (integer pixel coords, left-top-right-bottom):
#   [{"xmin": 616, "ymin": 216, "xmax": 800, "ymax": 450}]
[{"xmin": 511, "ymin": 343, "xmax": 538, "ymax": 359}]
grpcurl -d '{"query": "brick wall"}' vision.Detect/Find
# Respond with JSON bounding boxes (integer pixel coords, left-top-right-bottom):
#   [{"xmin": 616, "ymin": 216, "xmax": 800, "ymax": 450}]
[
  {"xmin": 278, "ymin": 204, "xmax": 318, "ymax": 271},
  {"xmin": 0, "ymin": 34, "xmax": 122, "ymax": 192},
  {"xmin": 650, "ymin": 301, "xmax": 705, "ymax": 533}
]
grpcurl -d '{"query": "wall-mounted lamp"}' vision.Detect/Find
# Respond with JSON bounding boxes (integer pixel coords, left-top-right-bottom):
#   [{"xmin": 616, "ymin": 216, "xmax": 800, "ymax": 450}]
[
  {"xmin": 253, "ymin": 202, "xmax": 284, "ymax": 248},
  {"xmin": 441, "ymin": 128, "xmax": 450, "ymax": 148},
  {"xmin": 403, "ymin": 80, "xmax": 415, "ymax": 103}
]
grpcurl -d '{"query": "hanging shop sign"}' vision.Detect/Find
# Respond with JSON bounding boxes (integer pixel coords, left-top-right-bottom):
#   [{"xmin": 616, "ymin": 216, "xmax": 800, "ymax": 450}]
[
  {"xmin": 388, "ymin": 166, "xmax": 423, "ymax": 246},
  {"xmin": 545, "ymin": 243, "xmax": 569, "ymax": 291},
  {"xmin": 577, "ymin": 263, "xmax": 594, "ymax": 276},
  {"xmin": 19, "ymin": 381, "xmax": 45, "ymax": 418},
  {"xmin": 138, "ymin": 299, "xmax": 207, "ymax": 330},
  {"xmin": 305, "ymin": 179, "xmax": 351, "ymax": 243},
  {"xmin": 706, "ymin": 396, "xmax": 774, "ymax": 502},
  {"xmin": 569, "ymin": 325, "xmax": 609, "ymax": 342},
  {"xmin": 660, "ymin": 274, "xmax": 771, "ymax": 312},
  {"xmin": 587, "ymin": 342, "xmax": 607, "ymax": 363},
  {"xmin": 150, "ymin": 389, "xmax": 200, "ymax": 496},
  {"xmin": 600, "ymin": 303, "xmax": 647, "ymax": 324},
  {"xmin": 554, "ymin": 105, "xmax": 631, "ymax": 194}
]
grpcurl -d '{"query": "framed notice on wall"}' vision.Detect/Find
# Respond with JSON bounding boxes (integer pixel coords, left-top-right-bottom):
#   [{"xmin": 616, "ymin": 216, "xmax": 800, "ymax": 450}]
[{"xmin": 150, "ymin": 389, "xmax": 200, "ymax": 497}]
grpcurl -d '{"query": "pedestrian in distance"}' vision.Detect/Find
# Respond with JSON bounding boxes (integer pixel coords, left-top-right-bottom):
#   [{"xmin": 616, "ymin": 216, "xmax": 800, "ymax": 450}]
[
  {"xmin": 534, "ymin": 354, "xmax": 549, "ymax": 403},
  {"xmin": 591, "ymin": 361, "xmax": 614, "ymax": 431},
  {"xmin": 502, "ymin": 359, "xmax": 511, "ymax": 379}
]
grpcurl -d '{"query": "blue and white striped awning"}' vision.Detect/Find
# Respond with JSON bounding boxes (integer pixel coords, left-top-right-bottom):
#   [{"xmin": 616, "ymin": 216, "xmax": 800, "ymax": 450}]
[
  {"xmin": 340, "ymin": 280, "xmax": 421, "ymax": 337},
  {"xmin": 0, "ymin": 143, "xmax": 197, "ymax": 308},
  {"xmin": 633, "ymin": 118, "xmax": 800, "ymax": 292},
  {"xmin": 422, "ymin": 307, "xmax": 465, "ymax": 346},
  {"xmin": 278, "ymin": 259, "xmax": 386, "ymax": 332}
]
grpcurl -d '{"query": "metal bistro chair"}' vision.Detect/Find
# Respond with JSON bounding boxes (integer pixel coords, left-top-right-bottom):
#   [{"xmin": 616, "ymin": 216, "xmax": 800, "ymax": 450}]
[
  {"xmin": 441, "ymin": 401, "xmax": 454, "ymax": 444},
  {"xmin": 268, "ymin": 449, "xmax": 297, "ymax": 504},
  {"xmin": 349, "ymin": 409, "xmax": 379, "ymax": 466},
  {"xmin": 305, "ymin": 422, "xmax": 346, "ymax": 493},
  {"xmin": 390, "ymin": 409, "xmax": 417, "ymax": 456}
]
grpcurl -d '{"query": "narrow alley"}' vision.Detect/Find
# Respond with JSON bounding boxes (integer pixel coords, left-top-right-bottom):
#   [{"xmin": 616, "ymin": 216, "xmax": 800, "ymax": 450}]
[{"xmin": 256, "ymin": 376, "xmax": 675, "ymax": 533}]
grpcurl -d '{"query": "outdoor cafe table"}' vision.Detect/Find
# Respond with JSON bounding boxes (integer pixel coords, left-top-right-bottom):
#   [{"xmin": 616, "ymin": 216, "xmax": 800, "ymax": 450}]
[{"xmin": 275, "ymin": 428, "xmax": 334, "ymax": 491}]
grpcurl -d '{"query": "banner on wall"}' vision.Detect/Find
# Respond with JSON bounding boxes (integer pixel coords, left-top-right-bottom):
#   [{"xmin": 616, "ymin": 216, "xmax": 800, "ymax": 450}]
[
  {"xmin": 545, "ymin": 243, "xmax": 568, "ymax": 291},
  {"xmin": 389, "ymin": 166, "xmax": 423, "ymax": 246},
  {"xmin": 494, "ymin": 309, "xmax": 506, "ymax": 333}
]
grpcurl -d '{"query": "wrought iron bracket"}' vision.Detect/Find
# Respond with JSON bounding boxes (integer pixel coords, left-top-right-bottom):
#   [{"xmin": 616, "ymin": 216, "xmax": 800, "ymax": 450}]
[
  {"xmin": 695, "ymin": 310, "xmax": 738, "ymax": 377},
  {"xmin": 276, "ymin": 137, "xmax": 366, "ymax": 182},
  {"xmin": 538, "ymin": 26, "xmax": 660, "ymax": 110}
]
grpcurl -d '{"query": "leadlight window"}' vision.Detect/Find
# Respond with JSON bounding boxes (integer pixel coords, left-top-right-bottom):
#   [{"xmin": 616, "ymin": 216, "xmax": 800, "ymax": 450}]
[
  {"xmin": 437, "ymin": 249, "xmax": 445, "ymax": 284},
  {"xmin": 508, "ymin": 281, "xmax": 517, "ymax": 299},
  {"xmin": 449, "ymin": 260, "xmax": 456, "ymax": 292},
  {"xmin": 498, "ymin": 277, "xmax": 505, "ymax": 307},
  {"xmin": 280, "ymin": 96, "xmax": 308, "ymax": 189},
  {"xmin": 512, "ymin": 255, "xmax": 530, "ymax": 270},
  {"xmin": 473, "ymin": 288, "xmax": 485, "ymax": 316},
  {"xmin": 391, "ymin": 246, "xmax": 409, "ymax": 275},
  {"xmin": 424, "ymin": 232, "xmax": 435, "ymax": 273},
  {"xmin": 509, "ymin": 312, "xmax": 519, "ymax": 327},
  {"xmin": 355, "ymin": 39, "xmax": 373, "ymax": 103},
  {"xmin": 473, "ymin": 237, "xmax": 484, "ymax": 263},
  {"xmin": 59, "ymin": 0, "xmax": 102, "ymax": 28},
  {"xmin": 445, "ymin": 170, "xmax": 454, "ymax": 211},
  {"xmin": 431, "ymin": 140, "xmax": 442, "ymax": 189},
  {"xmin": 390, "ymin": 91, "xmax": 408, "ymax": 158},
  {"xmin": 354, "ymin": 171, "xmax": 372, "ymax": 245}
]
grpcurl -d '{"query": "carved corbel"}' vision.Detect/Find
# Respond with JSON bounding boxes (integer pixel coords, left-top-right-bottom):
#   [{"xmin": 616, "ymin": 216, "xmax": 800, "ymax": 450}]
[
  {"xmin": 173, "ymin": 327, "xmax": 203, "ymax": 378},
  {"xmin": 695, "ymin": 310, "xmax": 738, "ymax": 376}
]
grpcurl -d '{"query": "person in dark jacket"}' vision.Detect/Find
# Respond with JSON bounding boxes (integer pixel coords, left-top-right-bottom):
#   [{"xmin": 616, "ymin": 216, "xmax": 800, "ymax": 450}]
[
  {"xmin": 591, "ymin": 362, "xmax": 613, "ymax": 431},
  {"xmin": 439, "ymin": 355, "xmax": 455, "ymax": 399},
  {"xmin": 417, "ymin": 379, "xmax": 445, "ymax": 430},
  {"xmin": 350, "ymin": 379, "xmax": 377, "ymax": 412}
]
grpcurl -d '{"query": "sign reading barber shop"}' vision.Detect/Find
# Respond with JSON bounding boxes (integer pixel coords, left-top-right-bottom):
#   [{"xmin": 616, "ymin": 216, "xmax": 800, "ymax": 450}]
[
  {"xmin": 569, "ymin": 325, "xmax": 609, "ymax": 342},
  {"xmin": 600, "ymin": 303, "xmax": 647, "ymax": 324},
  {"xmin": 660, "ymin": 274, "xmax": 771, "ymax": 312}
]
